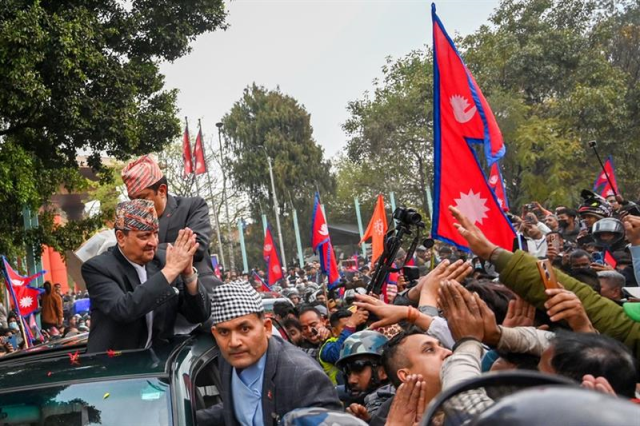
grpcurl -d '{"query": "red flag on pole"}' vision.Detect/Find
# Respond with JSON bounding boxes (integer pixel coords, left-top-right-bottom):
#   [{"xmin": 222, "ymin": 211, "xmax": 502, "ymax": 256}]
[
  {"xmin": 183, "ymin": 121, "xmax": 194, "ymax": 177},
  {"xmin": 311, "ymin": 193, "xmax": 341, "ymax": 288},
  {"xmin": 263, "ymin": 226, "xmax": 284, "ymax": 285},
  {"xmin": 360, "ymin": 194, "xmax": 388, "ymax": 265},
  {"xmin": 488, "ymin": 162, "xmax": 510, "ymax": 212},
  {"xmin": 431, "ymin": 5, "xmax": 515, "ymax": 251},
  {"xmin": 193, "ymin": 125, "xmax": 207, "ymax": 175},
  {"xmin": 593, "ymin": 156, "xmax": 618, "ymax": 198}
]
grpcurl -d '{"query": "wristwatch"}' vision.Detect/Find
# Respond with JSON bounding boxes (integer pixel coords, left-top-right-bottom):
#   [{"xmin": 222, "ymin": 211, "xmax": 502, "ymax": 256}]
[{"xmin": 182, "ymin": 267, "xmax": 198, "ymax": 284}]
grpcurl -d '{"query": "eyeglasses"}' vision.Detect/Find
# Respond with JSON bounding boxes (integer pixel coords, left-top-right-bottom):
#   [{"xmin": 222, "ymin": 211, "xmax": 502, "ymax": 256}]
[{"xmin": 343, "ymin": 359, "xmax": 373, "ymax": 376}]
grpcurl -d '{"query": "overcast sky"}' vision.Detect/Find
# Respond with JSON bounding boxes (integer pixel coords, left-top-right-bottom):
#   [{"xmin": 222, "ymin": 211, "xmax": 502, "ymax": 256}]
[{"xmin": 159, "ymin": 0, "xmax": 501, "ymax": 159}]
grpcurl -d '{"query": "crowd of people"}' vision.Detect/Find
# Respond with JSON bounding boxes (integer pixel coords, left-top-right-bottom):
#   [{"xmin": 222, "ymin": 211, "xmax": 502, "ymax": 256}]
[{"xmin": 2, "ymin": 153, "xmax": 640, "ymax": 424}]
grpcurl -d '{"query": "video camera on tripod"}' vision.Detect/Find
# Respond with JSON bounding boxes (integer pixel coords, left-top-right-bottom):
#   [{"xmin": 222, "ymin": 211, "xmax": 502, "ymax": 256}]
[{"xmin": 367, "ymin": 206, "xmax": 428, "ymax": 296}]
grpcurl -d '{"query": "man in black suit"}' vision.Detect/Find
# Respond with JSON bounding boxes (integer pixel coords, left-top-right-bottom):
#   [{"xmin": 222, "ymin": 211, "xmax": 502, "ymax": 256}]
[
  {"xmin": 82, "ymin": 199, "xmax": 210, "ymax": 353},
  {"xmin": 122, "ymin": 155, "xmax": 224, "ymax": 331},
  {"xmin": 196, "ymin": 282, "xmax": 341, "ymax": 426},
  {"xmin": 121, "ymin": 155, "xmax": 221, "ymax": 294}
]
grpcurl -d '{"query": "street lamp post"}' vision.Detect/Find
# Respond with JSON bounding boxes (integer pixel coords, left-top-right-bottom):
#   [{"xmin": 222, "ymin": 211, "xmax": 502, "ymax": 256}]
[
  {"xmin": 264, "ymin": 151, "xmax": 287, "ymax": 270},
  {"xmin": 216, "ymin": 122, "xmax": 236, "ymax": 272}
]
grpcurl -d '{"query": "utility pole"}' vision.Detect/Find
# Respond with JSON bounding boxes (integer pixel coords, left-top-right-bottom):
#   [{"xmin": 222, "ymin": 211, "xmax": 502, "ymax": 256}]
[{"xmin": 216, "ymin": 122, "xmax": 236, "ymax": 271}]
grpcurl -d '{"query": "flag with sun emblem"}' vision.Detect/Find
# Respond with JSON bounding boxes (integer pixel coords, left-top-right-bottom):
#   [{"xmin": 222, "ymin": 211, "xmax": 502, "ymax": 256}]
[
  {"xmin": 311, "ymin": 192, "xmax": 340, "ymax": 288},
  {"xmin": 488, "ymin": 162, "xmax": 509, "ymax": 212},
  {"xmin": 1, "ymin": 256, "xmax": 45, "ymax": 317},
  {"xmin": 263, "ymin": 225, "xmax": 284, "ymax": 286},
  {"xmin": 431, "ymin": 5, "xmax": 515, "ymax": 251}
]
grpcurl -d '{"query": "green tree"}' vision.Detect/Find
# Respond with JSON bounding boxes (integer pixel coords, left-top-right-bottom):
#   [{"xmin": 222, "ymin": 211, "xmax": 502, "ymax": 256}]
[
  {"xmin": 461, "ymin": 0, "xmax": 640, "ymax": 206},
  {"xmin": 343, "ymin": 50, "xmax": 433, "ymax": 215},
  {"xmin": 0, "ymin": 0, "xmax": 227, "ymax": 258},
  {"xmin": 222, "ymin": 83, "xmax": 336, "ymax": 268}
]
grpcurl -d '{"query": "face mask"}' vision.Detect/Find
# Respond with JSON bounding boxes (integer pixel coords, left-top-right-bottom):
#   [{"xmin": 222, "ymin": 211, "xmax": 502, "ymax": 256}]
[
  {"xmin": 558, "ymin": 220, "xmax": 568, "ymax": 228},
  {"xmin": 9, "ymin": 322, "xmax": 18, "ymax": 331}
]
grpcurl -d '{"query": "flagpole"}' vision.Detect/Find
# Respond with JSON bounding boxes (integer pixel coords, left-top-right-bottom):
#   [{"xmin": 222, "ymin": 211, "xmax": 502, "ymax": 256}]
[
  {"xmin": 354, "ymin": 197, "xmax": 367, "ymax": 259},
  {"xmin": 389, "ymin": 191, "xmax": 397, "ymax": 227},
  {"xmin": 589, "ymin": 141, "xmax": 618, "ymax": 197},
  {"xmin": 1, "ymin": 258, "xmax": 30, "ymax": 348},
  {"xmin": 265, "ymin": 153, "xmax": 287, "ymax": 269},
  {"xmin": 289, "ymin": 192, "xmax": 304, "ymax": 269},
  {"xmin": 237, "ymin": 218, "xmax": 249, "ymax": 273},
  {"xmin": 216, "ymin": 122, "xmax": 236, "ymax": 272},
  {"xmin": 199, "ymin": 119, "xmax": 227, "ymax": 270}
]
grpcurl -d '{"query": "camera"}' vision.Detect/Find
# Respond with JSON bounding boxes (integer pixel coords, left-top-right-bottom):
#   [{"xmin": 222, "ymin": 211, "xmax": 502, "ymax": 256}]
[
  {"xmin": 525, "ymin": 203, "xmax": 535, "ymax": 210},
  {"xmin": 588, "ymin": 140, "xmax": 597, "ymax": 148},
  {"xmin": 393, "ymin": 207, "xmax": 422, "ymax": 226},
  {"xmin": 402, "ymin": 265, "xmax": 420, "ymax": 288}
]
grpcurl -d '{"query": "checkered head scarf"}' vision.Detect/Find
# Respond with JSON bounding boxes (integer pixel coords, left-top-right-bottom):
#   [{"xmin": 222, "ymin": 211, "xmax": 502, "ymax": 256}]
[
  {"xmin": 121, "ymin": 155, "xmax": 164, "ymax": 198},
  {"xmin": 211, "ymin": 282, "xmax": 264, "ymax": 325},
  {"xmin": 114, "ymin": 200, "xmax": 159, "ymax": 232}
]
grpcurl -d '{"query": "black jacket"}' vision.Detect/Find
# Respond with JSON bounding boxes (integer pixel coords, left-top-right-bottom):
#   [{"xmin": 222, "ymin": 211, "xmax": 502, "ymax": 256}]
[
  {"xmin": 196, "ymin": 336, "xmax": 341, "ymax": 426},
  {"xmin": 82, "ymin": 246, "xmax": 210, "ymax": 353},
  {"xmin": 159, "ymin": 194, "xmax": 221, "ymax": 292}
]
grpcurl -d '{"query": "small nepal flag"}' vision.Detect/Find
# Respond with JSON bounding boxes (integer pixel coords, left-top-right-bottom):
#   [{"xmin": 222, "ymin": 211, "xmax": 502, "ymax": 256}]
[
  {"xmin": 360, "ymin": 194, "xmax": 388, "ymax": 265},
  {"xmin": 211, "ymin": 256, "xmax": 222, "ymax": 279},
  {"xmin": 263, "ymin": 226, "xmax": 284, "ymax": 285},
  {"xmin": 431, "ymin": 5, "xmax": 515, "ymax": 251},
  {"xmin": 604, "ymin": 251, "xmax": 618, "ymax": 269},
  {"xmin": 193, "ymin": 125, "xmax": 207, "ymax": 175},
  {"xmin": 2, "ymin": 256, "xmax": 45, "ymax": 287},
  {"xmin": 488, "ymin": 162, "xmax": 510, "ymax": 212},
  {"xmin": 311, "ymin": 193, "xmax": 340, "ymax": 288},
  {"xmin": 252, "ymin": 270, "xmax": 271, "ymax": 292},
  {"xmin": 593, "ymin": 156, "xmax": 619, "ymax": 198},
  {"xmin": 182, "ymin": 121, "xmax": 194, "ymax": 177},
  {"xmin": 12, "ymin": 285, "xmax": 42, "ymax": 317}
]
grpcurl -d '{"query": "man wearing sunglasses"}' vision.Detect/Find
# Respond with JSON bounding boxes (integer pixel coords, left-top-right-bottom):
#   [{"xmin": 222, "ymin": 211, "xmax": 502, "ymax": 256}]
[{"xmin": 336, "ymin": 330, "xmax": 393, "ymax": 423}]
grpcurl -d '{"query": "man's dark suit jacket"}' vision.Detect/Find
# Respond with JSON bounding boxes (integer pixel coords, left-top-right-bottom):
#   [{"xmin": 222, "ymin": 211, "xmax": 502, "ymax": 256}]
[
  {"xmin": 82, "ymin": 245, "xmax": 210, "ymax": 353},
  {"xmin": 159, "ymin": 194, "xmax": 221, "ymax": 292},
  {"xmin": 196, "ymin": 335, "xmax": 341, "ymax": 426}
]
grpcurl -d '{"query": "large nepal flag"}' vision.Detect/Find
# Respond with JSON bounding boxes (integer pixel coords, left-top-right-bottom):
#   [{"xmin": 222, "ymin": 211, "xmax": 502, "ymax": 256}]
[
  {"xmin": 431, "ymin": 5, "xmax": 515, "ymax": 251},
  {"xmin": 488, "ymin": 162, "xmax": 510, "ymax": 212},
  {"xmin": 311, "ymin": 193, "xmax": 340, "ymax": 288},
  {"xmin": 593, "ymin": 156, "xmax": 619, "ymax": 198},
  {"xmin": 263, "ymin": 226, "xmax": 284, "ymax": 286}
]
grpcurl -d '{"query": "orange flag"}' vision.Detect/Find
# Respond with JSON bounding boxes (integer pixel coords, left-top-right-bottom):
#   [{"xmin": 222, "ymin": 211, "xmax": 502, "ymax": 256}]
[{"xmin": 360, "ymin": 194, "xmax": 388, "ymax": 264}]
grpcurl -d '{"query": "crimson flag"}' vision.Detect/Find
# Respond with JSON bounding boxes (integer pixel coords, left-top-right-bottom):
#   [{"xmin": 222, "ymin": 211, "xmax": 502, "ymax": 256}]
[
  {"xmin": 604, "ymin": 251, "xmax": 618, "ymax": 269},
  {"xmin": 431, "ymin": 5, "xmax": 515, "ymax": 251},
  {"xmin": 12, "ymin": 285, "xmax": 41, "ymax": 317},
  {"xmin": 360, "ymin": 194, "xmax": 388, "ymax": 265},
  {"xmin": 263, "ymin": 226, "xmax": 284, "ymax": 285},
  {"xmin": 252, "ymin": 270, "xmax": 271, "ymax": 292},
  {"xmin": 183, "ymin": 122, "xmax": 194, "ymax": 177},
  {"xmin": 311, "ymin": 193, "xmax": 341, "ymax": 288},
  {"xmin": 2, "ymin": 257, "xmax": 44, "ymax": 287},
  {"xmin": 593, "ymin": 156, "xmax": 619, "ymax": 198},
  {"xmin": 488, "ymin": 162, "xmax": 510, "ymax": 212},
  {"xmin": 193, "ymin": 127, "xmax": 207, "ymax": 175}
]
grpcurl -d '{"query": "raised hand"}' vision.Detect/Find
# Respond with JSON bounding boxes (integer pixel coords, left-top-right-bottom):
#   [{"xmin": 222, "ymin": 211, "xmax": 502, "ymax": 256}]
[
  {"xmin": 438, "ymin": 280, "xmax": 484, "ymax": 342},
  {"xmin": 503, "ymin": 296, "xmax": 536, "ymax": 328},
  {"xmin": 164, "ymin": 228, "xmax": 199, "ymax": 282},
  {"xmin": 449, "ymin": 206, "xmax": 499, "ymax": 260},
  {"xmin": 623, "ymin": 215, "xmax": 640, "ymax": 246},
  {"xmin": 385, "ymin": 374, "xmax": 427, "ymax": 426},
  {"xmin": 544, "ymin": 285, "xmax": 595, "ymax": 333},
  {"xmin": 416, "ymin": 259, "xmax": 473, "ymax": 306},
  {"xmin": 581, "ymin": 375, "xmax": 616, "ymax": 396}
]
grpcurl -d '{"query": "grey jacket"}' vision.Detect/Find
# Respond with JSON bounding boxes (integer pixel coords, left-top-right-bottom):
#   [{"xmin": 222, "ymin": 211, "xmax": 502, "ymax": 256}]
[{"xmin": 196, "ymin": 335, "xmax": 341, "ymax": 426}]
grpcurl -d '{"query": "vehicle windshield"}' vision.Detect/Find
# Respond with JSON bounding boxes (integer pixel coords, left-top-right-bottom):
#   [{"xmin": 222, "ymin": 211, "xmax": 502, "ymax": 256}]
[{"xmin": 0, "ymin": 377, "xmax": 171, "ymax": 425}]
